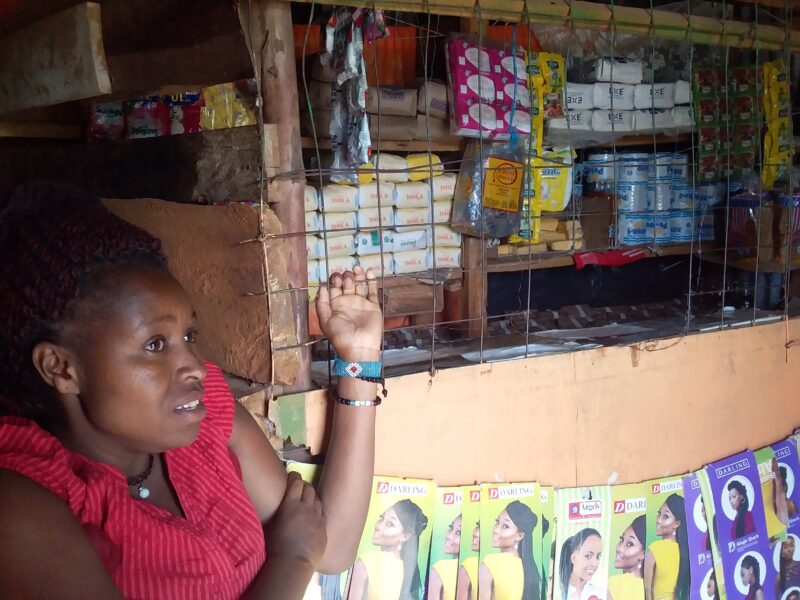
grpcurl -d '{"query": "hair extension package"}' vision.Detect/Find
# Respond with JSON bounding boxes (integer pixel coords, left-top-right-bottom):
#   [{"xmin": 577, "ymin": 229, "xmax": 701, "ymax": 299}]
[
  {"xmin": 608, "ymin": 482, "xmax": 648, "ymax": 600},
  {"xmin": 455, "ymin": 486, "xmax": 481, "ymax": 600},
  {"xmin": 683, "ymin": 472, "xmax": 718, "ymax": 600},
  {"xmin": 554, "ymin": 485, "xmax": 612, "ymax": 600},
  {"xmin": 774, "ymin": 437, "xmax": 800, "ymax": 600},
  {"xmin": 698, "ymin": 451, "xmax": 774, "ymax": 600},
  {"xmin": 642, "ymin": 474, "xmax": 690, "ymax": 600},
  {"xmin": 478, "ymin": 483, "xmax": 544, "ymax": 600},
  {"xmin": 541, "ymin": 486, "xmax": 556, "ymax": 600},
  {"xmin": 427, "ymin": 487, "xmax": 465, "ymax": 600},
  {"xmin": 344, "ymin": 476, "xmax": 435, "ymax": 600}
]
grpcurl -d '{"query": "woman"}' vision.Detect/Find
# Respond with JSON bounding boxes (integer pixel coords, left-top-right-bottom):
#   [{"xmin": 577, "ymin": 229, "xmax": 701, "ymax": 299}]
[
  {"xmin": 777, "ymin": 536, "xmax": 800, "ymax": 596},
  {"xmin": 644, "ymin": 494, "xmax": 689, "ymax": 600},
  {"xmin": 478, "ymin": 500, "xmax": 540, "ymax": 600},
  {"xmin": 608, "ymin": 515, "xmax": 646, "ymax": 600},
  {"xmin": 729, "ymin": 481, "xmax": 756, "ymax": 539},
  {"xmin": 706, "ymin": 572, "xmax": 720, "ymax": 600},
  {"xmin": 780, "ymin": 467, "xmax": 798, "ymax": 517},
  {"xmin": 0, "ymin": 183, "xmax": 383, "ymax": 599},
  {"xmin": 347, "ymin": 499, "xmax": 429, "ymax": 600},
  {"xmin": 559, "ymin": 527, "xmax": 608, "ymax": 600},
  {"xmin": 741, "ymin": 555, "xmax": 764, "ymax": 600},
  {"xmin": 457, "ymin": 522, "xmax": 481, "ymax": 600},
  {"xmin": 428, "ymin": 514, "xmax": 462, "ymax": 600}
]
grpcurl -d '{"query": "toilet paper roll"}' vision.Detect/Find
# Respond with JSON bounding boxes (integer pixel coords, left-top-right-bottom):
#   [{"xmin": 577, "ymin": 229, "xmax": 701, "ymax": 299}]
[
  {"xmin": 395, "ymin": 207, "xmax": 431, "ymax": 228},
  {"xmin": 633, "ymin": 109, "xmax": 675, "ymax": 131},
  {"xmin": 674, "ymin": 80, "xmax": 692, "ymax": 105},
  {"xmin": 307, "ymin": 260, "xmax": 320, "ymax": 284},
  {"xmin": 433, "ymin": 201, "xmax": 453, "ymax": 224},
  {"xmin": 592, "ymin": 83, "xmax": 635, "ymax": 110},
  {"xmin": 366, "ymin": 87, "xmax": 418, "ymax": 117},
  {"xmin": 428, "ymin": 225, "xmax": 462, "ymax": 247},
  {"xmin": 429, "ymin": 246, "xmax": 462, "ymax": 268},
  {"xmin": 548, "ymin": 110, "xmax": 593, "ymax": 131},
  {"xmin": 394, "ymin": 182, "xmax": 432, "ymax": 209},
  {"xmin": 417, "ymin": 81, "xmax": 449, "ymax": 119},
  {"xmin": 406, "ymin": 153, "xmax": 444, "ymax": 181},
  {"xmin": 318, "ymin": 256, "xmax": 358, "ymax": 280},
  {"xmin": 372, "ymin": 153, "xmax": 409, "ymax": 183},
  {"xmin": 320, "ymin": 211, "xmax": 358, "ymax": 233},
  {"xmin": 304, "ymin": 185, "xmax": 319, "ymax": 212},
  {"xmin": 565, "ymin": 83, "xmax": 595, "ymax": 110},
  {"xmin": 392, "ymin": 229, "xmax": 428, "ymax": 253},
  {"xmin": 672, "ymin": 106, "xmax": 693, "ymax": 127},
  {"xmin": 306, "ymin": 235, "xmax": 322, "ymax": 259},
  {"xmin": 392, "ymin": 250, "xmax": 429, "ymax": 274},
  {"xmin": 356, "ymin": 253, "xmax": 394, "ymax": 277},
  {"xmin": 320, "ymin": 234, "xmax": 356, "ymax": 257},
  {"xmin": 358, "ymin": 182, "xmax": 395, "ymax": 209},
  {"xmin": 319, "ymin": 184, "xmax": 359, "ymax": 213},
  {"xmin": 355, "ymin": 230, "xmax": 395, "ymax": 256},
  {"xmin": 430, "ymin": 173, "xmax": 457, "ymax": 202},
  {"xmin": 357, "ymin": 207, "xmax": 395, "ymax": 229},
  {"xmin": 305, "ymin": 211, "xmax": 321, "ymax": 233},
  {"xmin": 633, "ymin": 83, "xmax": 676, "ymax": 109},
  {"xmin": 591, "ymin": 110, "xmax": 634, "ymax": 132}
]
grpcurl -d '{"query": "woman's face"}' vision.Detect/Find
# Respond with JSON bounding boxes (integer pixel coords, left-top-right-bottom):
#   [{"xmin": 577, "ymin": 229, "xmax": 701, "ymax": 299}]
[
  {"xmin": 571, "ymin": 535, "xmax": 602, "ymax": 583},
  {"xmin": 707, "ymin": 577, "xmax": 717, "ymax": 596},
  {"xmin": 372, "ymin": 506, "xmax": 410, "ymax": 548},
  {"xmin": 55, "ymin": 267, "xmax": 207, "ymax": 454},
  {"xmin": 729, "ymin": 488, "xmax": 744, "ymax": 510},
  {"xmin": 782, "ymin": 537, "xmax": 796, "ymax": 559},
  {"xmin": 444, "ymin": 515, "xmax": 462, "ymax": 555},
  {"xmin": 656, "ymin": 503, "xmax": 680, "ymax": 538},
  {"xmin": 614, "ymin": 525, "xmax": 644, "ymax": 570},
  {"xmin": 492, "ymin": 510, "xmax": 523, "ymax": 551},
  {"xmin": 740, "ymin": 565, "xmax": 754, "ymax": 586},
  {"xmin": 471, "ymin": 523, "xmax": 480, "ymax": 552}
]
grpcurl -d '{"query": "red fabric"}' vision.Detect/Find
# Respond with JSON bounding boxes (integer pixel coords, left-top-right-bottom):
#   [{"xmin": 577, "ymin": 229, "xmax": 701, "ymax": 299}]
[{"xmin": 0, "ymin": 361, "xmax": 265, "ymax": 600}]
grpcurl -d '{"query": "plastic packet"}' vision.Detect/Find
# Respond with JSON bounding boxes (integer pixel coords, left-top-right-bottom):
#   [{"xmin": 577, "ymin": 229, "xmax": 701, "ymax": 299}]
[{"xmin": 451, "ymin": 140, "xmax": 526, "ymax": 238}]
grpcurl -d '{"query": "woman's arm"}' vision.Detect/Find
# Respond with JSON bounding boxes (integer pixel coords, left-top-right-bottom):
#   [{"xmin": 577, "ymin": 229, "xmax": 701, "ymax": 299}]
[
  {"xmin": 478, "ymin": 562, "xmax": 494, "ymax": 600},
  {"xmin": 348, "ymin": 559, "xmax": 368, "ymax": 600},
  {"xmin": 644, "ymin": 549, "xmax": 655, "ymax": 600},
  {"xmin": 427, "ymin": 567, "xmax": 444, "ymax": 600},
  {"xmin": 755, "ymin": 588, "xmax": 765, "ymax": 600},
  {"xmin": 230, "ymin": 268, "xmax": 382, "ymax": 573},
  {"xmin": 456, "ymin": 566, "xmax": 472, "ymax": 600},
  {"xmin": 0, "ymin": 469, "xmax": 123, "ymax": 599}
]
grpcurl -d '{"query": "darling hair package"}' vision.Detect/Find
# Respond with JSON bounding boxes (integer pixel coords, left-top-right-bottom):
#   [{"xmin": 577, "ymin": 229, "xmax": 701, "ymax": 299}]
[
  {"xmin": 427, "ymin": 486, "xmax": 465, "ymax": 600},
  {"xmin": 456, "ymin": 485, "xmax": 482, "ymax": 600},
  {"xmin": 553, "ymin": 485, "xmax": 612, "ymax": 600},
  {"xmin": 699, "ymin": 450, "xmax": 773, "ymax": 600},
  {"xmin": 344, "ymin": 476, "xmax": 436, "ymax": 600},
  {"xmin": 772, "ymin": 437, "xmax": 800, "ymax": 600},
  {"xmin": 478, "ymin": 483, "xmax": 544, "ymax": 600},
  {"xmin": 684, "ymin": 472, "xmax": 717, "ymax": 600},
  {"xmin": 608, "ymin": 482, "xmax": 648, "ymax": 600}
]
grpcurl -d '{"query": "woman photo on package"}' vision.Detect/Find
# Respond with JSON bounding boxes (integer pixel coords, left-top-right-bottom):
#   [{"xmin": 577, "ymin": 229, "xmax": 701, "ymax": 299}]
[
  {"xmin": 428, "ymin": 514, "xmax": 462, "ymax": 600},
  {"xmin": 457, "ymin": 521, "xmax": 481, "ymax": 600},
  {"xmin": 0, "ymin": 183, "xmax": 384, "ymax": 599},
  {"xmin": 777, "ymin": 535, "xmax": 800, "ymax": 596},
  {"xmin": 644, "ymin": 494, "xmax": 690, "ymax": 600},
  {"xmin": 347, "ymin": 499, "xmax": 429, "ymax": 600},
  {"xmin": 780, "ymin": 467, "xmax": 798, "ymax": 517},
  {"xmin": 608, "ymin": 515, "xmax": 646, "ymax": 600},
  {"xmin": 740, "ymin": 555, "xmax": 765, "ymax": 600},
  {"xmin": 478, "ymin": 500, "xmax": 541, "ymax": 600},
  {"xmin": 706, "ymin": 571, "xmax": 720, "ymax": 600},
  {"xmin": 559, "ymin": 527, "xmax": 608, "ymax": 600},
  {"xmin": 729, "ymin": 480, "xmax": 757, "ymax": 539}
]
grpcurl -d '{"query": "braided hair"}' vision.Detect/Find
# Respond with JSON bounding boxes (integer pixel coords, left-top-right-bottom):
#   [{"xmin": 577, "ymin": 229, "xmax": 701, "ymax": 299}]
[
  {"xmin": 392, "ymin": 499, "xmax": 429, "ymax": 600},
  {"xmin": 505, "ymin": 500, "xmax": 541, "ymax": 600},
  {"xmin": 727, "ymin": 480, "xmax": 750, "ymax": 539},
  {"xmin": 0, "ymin": 182, "xmax": 166, "ymax": 430}
]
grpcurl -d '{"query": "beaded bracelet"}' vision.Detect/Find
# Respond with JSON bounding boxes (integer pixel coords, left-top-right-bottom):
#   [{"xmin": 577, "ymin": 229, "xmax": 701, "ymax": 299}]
[{"xmin": 331, "ymin": 389, "xmax": 382, "ymax": 407}]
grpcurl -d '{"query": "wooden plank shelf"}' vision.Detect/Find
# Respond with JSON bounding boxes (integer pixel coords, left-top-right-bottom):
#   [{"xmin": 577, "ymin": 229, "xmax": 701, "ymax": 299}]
[
  {"xmin": 301, "ymin": 137, "xmax": 463, "ymax": 153},
  {"xmin": 487, "ymin": 242, "xmax": 712, "ymax": 273}
]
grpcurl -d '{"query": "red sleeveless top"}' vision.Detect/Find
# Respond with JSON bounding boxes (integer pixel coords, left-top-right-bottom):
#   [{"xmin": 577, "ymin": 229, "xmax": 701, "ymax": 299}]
[{"xmin": 0, "ymin": 361, "xmax": 266, "ymax": 599}]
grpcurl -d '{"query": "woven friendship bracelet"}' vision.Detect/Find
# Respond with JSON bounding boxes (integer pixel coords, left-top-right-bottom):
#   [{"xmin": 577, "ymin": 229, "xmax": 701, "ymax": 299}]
[{"xmin": 332, "ymin": 355, "xmax": 382, "ymax": 379}]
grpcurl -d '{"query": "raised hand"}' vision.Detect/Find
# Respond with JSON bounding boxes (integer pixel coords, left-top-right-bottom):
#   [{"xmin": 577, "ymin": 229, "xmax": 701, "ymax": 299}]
[{"xmin": 315, "ymin": 266, "xmax": 383, "ymax": 362}]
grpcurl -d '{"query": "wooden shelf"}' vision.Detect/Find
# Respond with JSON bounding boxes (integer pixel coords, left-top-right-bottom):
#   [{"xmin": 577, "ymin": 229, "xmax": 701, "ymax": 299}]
[
  {"xmin": 0, "ymin": 122, "xmax": 82, "ymax": 139},
  {"xmin": 699, "ymin": 249, "xmax": 800, "ymax": 273},
  {"xmin": 301, "ymin": 137, "xmax": 463, "ymax": 153},
  {"xmin": 487, "ymin": 243, "xmax": 712, "ymax": 273},
  {"xmin": 603, "ymin": 134, "xmax": 691, "ymax": 148}
]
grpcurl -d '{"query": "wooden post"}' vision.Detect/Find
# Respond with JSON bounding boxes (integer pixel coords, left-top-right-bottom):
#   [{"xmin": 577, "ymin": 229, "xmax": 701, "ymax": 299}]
[
  {"xmin": 462, "ymin": 237, "xmax": 487, "ymax": 339},
  {"xmin": 238, "ymin": 0, "xmax": 311, "ymax": 391}
]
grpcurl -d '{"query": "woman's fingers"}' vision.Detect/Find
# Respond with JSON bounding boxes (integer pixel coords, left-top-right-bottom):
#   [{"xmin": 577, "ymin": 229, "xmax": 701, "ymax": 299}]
[
  {"xmin": 328, "ymin": 272, "xmax": 343, "ymax": 301},
  {"xmin": 366, "ymin": 269, "xmax": 379, "ymax": 304},
  {"xmin": 353, "ymin": 266, "xmax": 367, "ymax": 297},
  {"xmin": 341, "ymin": 270, "xmax": 356, "ymax": 295}
]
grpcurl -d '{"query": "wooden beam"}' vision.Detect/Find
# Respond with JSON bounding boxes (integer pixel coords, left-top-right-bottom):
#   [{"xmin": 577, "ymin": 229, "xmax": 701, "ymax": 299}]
[
  {"xmin": 239, "ymin": 0, "xmax": 311, "ymax": 392},
  {"xmin": 0, "ymin": 122, "xmax": 82, "ymax": 139},
  {"xmin": 0, "ymin": 3, "xmax": 111, "ymax": 114},
  {"xmin": 0, "ymin": 125, "xmax": 263, "ymax": 203}
]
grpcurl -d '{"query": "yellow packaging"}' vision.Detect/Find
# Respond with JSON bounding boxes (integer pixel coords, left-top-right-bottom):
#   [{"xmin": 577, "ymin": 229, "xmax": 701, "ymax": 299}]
[
  {"xmin": 509, "ymin": 171, "xmax": 542, "ymax": 245},
  {"xmin": 539, "ymin": 52, "xmax": 565, "ymax": 95},
  {"xmin": 482, "ymin": 156, "xmax": 524, "ymax": 213},
  {"xmin": 200, "ymin": 82, "xmax": 257, "ymax": 130},
  {"xmin": 532, "ymin": 149, "xmax": 574, "ymax": 212},
  {"xmin": 762, "ymin": 124, "xmax": 791, "ymax": 189},
  {"xmin": 763, "ymin": 60, "xmax": 791, "ymax": 124},
  {"xmin": 530, "ymin": 85, "xmax": 545, "ymax": 158},
  {"xmin": 357, "ymin": 164, "xmax": 375, "ymax": 184},
  {"xmin": 406, "ymin": 153, "xmax": 444, "ymax": 181}
]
